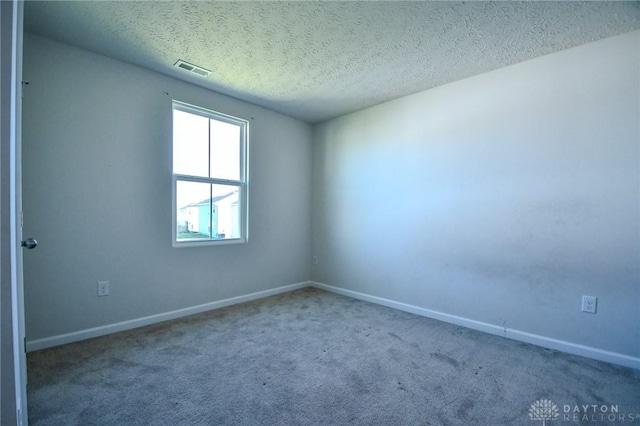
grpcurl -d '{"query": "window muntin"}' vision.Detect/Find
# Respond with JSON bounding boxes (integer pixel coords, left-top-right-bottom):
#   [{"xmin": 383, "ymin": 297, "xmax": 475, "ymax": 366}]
[{"xmin": 172, "ymin": 101, "xmax": 248, "ymax": 246}]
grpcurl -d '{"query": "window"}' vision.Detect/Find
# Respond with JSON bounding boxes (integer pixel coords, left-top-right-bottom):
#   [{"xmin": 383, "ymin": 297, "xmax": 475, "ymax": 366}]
[{"xmin": 172, "ymin": 101, "xmax": 248, "ymax": 246}]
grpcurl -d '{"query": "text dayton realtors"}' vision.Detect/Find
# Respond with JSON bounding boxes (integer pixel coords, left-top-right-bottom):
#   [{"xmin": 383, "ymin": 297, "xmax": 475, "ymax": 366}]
[{"xmin": 562, "ymin": 404, "xmax": 637, "ymax": 422}]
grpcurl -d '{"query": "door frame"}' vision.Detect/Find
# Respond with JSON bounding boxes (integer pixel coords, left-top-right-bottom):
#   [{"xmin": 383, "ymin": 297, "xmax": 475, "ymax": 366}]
[{"xmin": 8, "ymin": 0, "xmax": 28, "ymax": 424}]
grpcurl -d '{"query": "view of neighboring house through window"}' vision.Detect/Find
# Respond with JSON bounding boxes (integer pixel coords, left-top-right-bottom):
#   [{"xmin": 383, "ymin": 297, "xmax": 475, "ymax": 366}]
[{"xmin": 172, "ymin": 101, "xmax": 248, "ymax": 245}]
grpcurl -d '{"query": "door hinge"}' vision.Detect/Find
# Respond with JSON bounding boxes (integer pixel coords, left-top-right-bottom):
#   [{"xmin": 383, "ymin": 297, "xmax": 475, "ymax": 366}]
[
  {"xmin": 21, "ymin": 210, "xmax": 23, "ymax": 228},
  {"xmin": 23, "ymin": 337, "xmax": 26, "ymax": 353}
]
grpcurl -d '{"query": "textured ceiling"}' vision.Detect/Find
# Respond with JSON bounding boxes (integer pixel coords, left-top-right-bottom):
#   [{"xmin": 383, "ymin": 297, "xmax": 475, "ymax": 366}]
[{"xmin": 24, "ymin": 1, "xmax": 640, "ymax": 123}]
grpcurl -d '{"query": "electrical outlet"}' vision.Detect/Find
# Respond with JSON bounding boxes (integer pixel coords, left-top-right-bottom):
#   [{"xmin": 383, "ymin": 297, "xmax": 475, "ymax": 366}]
[
  {"xmin": 98, "ymin": 281, "xmax": 110, "ymax": 297},
  {"xmin": 581, "ymin": 295, "xmax": 597, "ymax": 314},
  {"xmin": 312, "ymin": 255, "xmax": 318, "ymax": 265}
]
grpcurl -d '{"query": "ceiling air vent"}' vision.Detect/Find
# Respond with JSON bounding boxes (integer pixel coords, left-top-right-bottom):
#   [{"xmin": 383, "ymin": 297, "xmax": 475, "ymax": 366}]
[{"xmin": 174, "ymin": 60, "xmax": 211, "ymax": 78}]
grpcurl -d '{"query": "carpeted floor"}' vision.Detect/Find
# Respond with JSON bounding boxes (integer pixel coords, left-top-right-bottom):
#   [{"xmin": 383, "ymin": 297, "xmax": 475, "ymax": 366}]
[{"xmin": 27, "ymin": 287, "xmax": 639, "ymax": 425}]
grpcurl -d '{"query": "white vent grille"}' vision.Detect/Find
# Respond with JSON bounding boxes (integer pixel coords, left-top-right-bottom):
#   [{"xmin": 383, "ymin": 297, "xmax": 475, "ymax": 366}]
[{"xmin": 174, "ymin": 59, "xmax": 211, "ymax": 77}]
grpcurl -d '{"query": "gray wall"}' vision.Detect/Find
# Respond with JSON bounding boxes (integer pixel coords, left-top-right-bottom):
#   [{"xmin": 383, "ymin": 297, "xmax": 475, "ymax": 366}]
[
  {"xmin": 312, "ymin": 30, "xmax": 640, "ymax": 358},
  {"xmin": 22, "ymin": 34, "xmax": 312, "ymax": 341}
]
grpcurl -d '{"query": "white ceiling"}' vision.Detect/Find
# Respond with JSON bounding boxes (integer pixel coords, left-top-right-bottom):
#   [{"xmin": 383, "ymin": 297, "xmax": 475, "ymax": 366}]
[{"xmin": 24, "ymin": 1, "xmax": 640, "ymax": 123}]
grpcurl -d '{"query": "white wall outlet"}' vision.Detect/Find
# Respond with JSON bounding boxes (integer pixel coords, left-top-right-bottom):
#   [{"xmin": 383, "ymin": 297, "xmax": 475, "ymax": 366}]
[
  {"xmin": 312, "ymin": 255, "xmax": 318, "ymax": 265},
  {"xmin": 581, "ymin": 295, "xmax": 597, "ymax": 314},
  {"xmin": 97, "ymin": 281, "xmax": 110, "ymax": 297}
]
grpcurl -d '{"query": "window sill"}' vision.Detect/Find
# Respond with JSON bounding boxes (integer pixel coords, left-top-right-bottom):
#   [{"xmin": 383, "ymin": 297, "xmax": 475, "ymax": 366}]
[{"xmin": 172, "ymin": 238, "xmax": 247, "ymax": 248}]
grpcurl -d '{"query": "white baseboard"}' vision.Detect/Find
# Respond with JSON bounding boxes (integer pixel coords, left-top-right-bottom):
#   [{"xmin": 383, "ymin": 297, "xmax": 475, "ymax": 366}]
[
  {"xmin": 309, "ymin": 281, "xmax": 640, "ymax": 370},
  {"xmin": 26, "ymin": 281, "xmax": 310, "ymax": 353},
  {"xmin": 27, "ymin": 280, "xmax": 640, "ymax": 370}
]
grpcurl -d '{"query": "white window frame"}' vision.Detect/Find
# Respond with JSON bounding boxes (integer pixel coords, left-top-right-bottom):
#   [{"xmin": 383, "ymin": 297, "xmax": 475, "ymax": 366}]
[{"xmin": 172, "ymin": 100, "xmax": 249, "ymax": 247}]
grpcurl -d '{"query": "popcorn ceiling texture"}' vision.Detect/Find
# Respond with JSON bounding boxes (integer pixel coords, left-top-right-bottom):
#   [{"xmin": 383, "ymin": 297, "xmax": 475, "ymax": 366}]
[{"xmin": 24, "ymin": 1, "xmax": 640, "ymax": 123}]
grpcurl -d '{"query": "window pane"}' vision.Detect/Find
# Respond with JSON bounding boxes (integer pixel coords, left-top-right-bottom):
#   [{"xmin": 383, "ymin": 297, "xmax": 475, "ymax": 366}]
[
  {"xmin": 210, "ymin": 119, "xmax": 240, "ymax": 180},
  {"xmin": 211, "ymin": 184, "xmax": 241, "ymax": 239},
  {"xmin": 176, "ymin": 181, "xmax": 242, "ymax": 242},
  {"xmin": 173, "ymin": 110, "xmax": 209, "ymax": 177},
  {"xmin": 176, "ymin": 180, "xmax": 211, "ymax": 241}
]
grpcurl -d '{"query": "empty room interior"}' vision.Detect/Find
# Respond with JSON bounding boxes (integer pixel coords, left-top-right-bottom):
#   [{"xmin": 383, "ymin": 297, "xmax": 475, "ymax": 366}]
[{"xmin": 5, "ymin": 1, "xmax": 640, "ymax": 425}]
